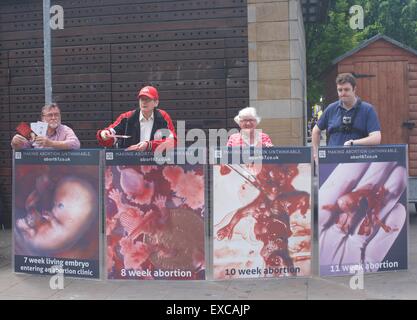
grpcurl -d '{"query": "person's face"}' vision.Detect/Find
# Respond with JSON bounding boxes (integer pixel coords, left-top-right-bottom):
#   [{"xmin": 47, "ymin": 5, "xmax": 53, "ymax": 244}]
[
  {"xmin": 139, "ymin": 96, "xmax": 158, "ymax": 116},
  {"xmin": 16, "ymin": 177, "xmax": 96, "ymax": 253},
  {"xmin": 42, "ymin": 107, "xmax": 61, "ymax": 130},
  {"xmin": 239, "ymin": 117, "xmax": 257, "ymax": 131},
  {"xmin": 337, "ymin": 83, "xmax": 356, "ymax": 105}
]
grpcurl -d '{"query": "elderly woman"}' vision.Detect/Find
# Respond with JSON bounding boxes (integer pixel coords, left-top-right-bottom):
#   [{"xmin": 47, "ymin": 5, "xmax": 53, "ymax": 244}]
[{"xmin": 227, "ymin": 107, "xmax": 273, "ymax": 147}]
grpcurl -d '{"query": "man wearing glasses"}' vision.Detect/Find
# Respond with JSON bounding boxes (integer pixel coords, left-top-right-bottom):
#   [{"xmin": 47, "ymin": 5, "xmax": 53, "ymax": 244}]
[{"xmin": 11, "ymin": 103, "xmax": 80, "ymax": 150}]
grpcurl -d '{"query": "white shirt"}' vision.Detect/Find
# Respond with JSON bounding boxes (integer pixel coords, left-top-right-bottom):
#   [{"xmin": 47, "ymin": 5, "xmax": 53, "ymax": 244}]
[{"xmin": 139, "ymin": 111, "xmax": 154, "ymax": 142}]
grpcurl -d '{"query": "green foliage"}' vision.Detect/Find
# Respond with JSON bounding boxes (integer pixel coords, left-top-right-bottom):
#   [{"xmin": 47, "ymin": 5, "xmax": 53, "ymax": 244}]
[{"xmin": 306, "ymin": 0, "xmax": 417, "ymax": 108}]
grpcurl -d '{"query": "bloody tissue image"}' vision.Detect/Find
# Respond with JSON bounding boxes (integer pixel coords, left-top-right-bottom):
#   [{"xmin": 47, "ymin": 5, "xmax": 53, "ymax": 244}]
[
  {"xmin": 14, "ymin": 165, "xmax": 100, "ymax": 260},
  {"xmin": 105, "ymin": 165, "xmax": 205, "ymax": 280},
  {"xmin": 213, "ymin": 163, "xmax": 311, "ymax": 279},
  {"xmin": 319, "ymin": 162, "xmax": 407, "ymax": 275}
]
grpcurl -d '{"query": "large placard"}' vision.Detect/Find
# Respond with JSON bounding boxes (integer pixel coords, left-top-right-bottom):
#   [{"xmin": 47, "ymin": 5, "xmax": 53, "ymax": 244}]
[
  {"xmin": 212, "ymin": 147, "xmax": 312, "ymax": 279},
  {"xmin": 318, "ymin": 145, "xmax": 408, "ymax": 276},
  {"xmin": 105, "ymin": 150, "xmax": 206, "ymax": 280},
  {"xmin": 13, "ymin": 150, "xmax": 101, "ymax": 279}
]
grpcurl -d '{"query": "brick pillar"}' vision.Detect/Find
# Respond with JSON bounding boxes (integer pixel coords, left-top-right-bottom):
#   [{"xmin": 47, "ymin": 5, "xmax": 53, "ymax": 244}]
[{"xmin": 248, "ymin": 0, "xmax": 306, "ymax": 146}]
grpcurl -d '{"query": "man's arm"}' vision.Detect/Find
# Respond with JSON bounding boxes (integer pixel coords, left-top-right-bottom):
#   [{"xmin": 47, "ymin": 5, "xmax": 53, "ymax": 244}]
[
  {"xmin": 148, "ymin": 110, "xmax": 177, "ymax": 152},
  {"xmin": 344, "ymin": 106, "xmax": 381, "ymax": 146},
  {"xmin": 97, "ymin": 111, "xmax": 131, "ymax": 147},
  {"xmin": 61, "ymin": 126, "xmax": 80, "ymax": 149},
  {"xmin": 11, "ymin": 134, "xmax": 31, "ymax": 150},
  {"xmin": 344, "ymin": 131, "xmax": 381, "ymax": 146},
  {"xmin": 34, "ymin": 126, "xmax": 81, "ymax": 150},
  {"xmin": 311, "ymin": 125, "xmax": 322, "ymax": 163}
]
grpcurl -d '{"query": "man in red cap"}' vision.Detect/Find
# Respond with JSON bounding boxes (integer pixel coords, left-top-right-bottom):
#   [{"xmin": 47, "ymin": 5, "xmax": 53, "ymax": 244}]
[{"xmin": 97, "ymin": 85, "xmax": 176, "ymax": 151}]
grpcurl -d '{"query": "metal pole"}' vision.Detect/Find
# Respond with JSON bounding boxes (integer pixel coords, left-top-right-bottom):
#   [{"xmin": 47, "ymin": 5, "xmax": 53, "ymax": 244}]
[{"xmin": 43, "ymin": 0, "xmax": 52, "ymax": 104}]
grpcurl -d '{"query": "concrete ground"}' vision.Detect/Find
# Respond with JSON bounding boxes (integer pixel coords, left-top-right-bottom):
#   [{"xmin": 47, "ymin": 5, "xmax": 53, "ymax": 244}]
[{"xmin": 0, "ymin": 205, "xmax": 416, "ymax": 300}]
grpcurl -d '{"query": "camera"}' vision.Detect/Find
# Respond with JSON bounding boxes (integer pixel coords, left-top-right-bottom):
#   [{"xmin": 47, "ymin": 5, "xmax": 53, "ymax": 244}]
[
  {"xmin": 341, "ymin": 116, "xmax": 353, "ymax": 133},
  {"xmin": 342, "ymin": 116, "xmax": 352, "ymax": 125}
]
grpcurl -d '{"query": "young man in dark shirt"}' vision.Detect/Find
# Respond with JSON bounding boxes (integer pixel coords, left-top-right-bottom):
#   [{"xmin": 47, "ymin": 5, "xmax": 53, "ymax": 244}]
[{"xmin": 312, "ymin": 73, "xmax": 381, "ymax": 162}]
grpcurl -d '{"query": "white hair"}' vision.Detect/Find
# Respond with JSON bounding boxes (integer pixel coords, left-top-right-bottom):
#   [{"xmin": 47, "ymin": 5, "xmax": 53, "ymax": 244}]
[{"xmin": 234, "ymin": 107, "xmax": 261, "ymax": 125}]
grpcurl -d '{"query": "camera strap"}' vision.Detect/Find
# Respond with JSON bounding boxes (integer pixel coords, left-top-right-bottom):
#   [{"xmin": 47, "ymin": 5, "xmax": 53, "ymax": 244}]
[{"xmin": 328, "ymin": 99, "xmax": 367, "ymax": 137}]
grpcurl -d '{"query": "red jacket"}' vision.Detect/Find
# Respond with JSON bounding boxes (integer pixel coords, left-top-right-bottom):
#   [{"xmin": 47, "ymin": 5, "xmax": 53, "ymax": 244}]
[{"xmin": 97, "ymin": 108, "xmax": 176, "ymax": 151}]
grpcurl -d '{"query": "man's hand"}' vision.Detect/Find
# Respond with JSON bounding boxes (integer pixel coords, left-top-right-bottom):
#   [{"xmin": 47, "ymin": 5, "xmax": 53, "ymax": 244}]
[
  {"xmin": 34, "ymin": 136, "xmax": 52, "ymax": 148},
  {"xmin": 125, "ymin": 141, "xmax": 148, "ymax": 151},
  {"xmin": 100, "ymin": 130, "xmax": 112, "ymax": 141},
  {"xmin": 343, "ymin": 139, "xmax": 354, "ymax": 146},
  {"xmin": 11, "ymin": 134, "xmax": 28, "ymax": 150}
]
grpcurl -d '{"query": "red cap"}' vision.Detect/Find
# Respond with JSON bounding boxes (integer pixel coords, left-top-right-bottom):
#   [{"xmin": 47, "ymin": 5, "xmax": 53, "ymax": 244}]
[{"xmin": 137, "ymin": 86, "xmax": 159, "ymax": 100}]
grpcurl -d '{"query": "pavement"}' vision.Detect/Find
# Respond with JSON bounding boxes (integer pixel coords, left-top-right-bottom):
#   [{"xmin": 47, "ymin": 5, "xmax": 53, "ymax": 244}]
[{"xmin": 0, "ymin": 204, "xmax": 416, "ymax": 300}]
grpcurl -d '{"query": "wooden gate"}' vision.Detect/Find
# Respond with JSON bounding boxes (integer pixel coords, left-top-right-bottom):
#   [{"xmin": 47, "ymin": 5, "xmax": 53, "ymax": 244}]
[{"xmin": 353, "ymin": 61, "xmax": 409, "ymax": 145}]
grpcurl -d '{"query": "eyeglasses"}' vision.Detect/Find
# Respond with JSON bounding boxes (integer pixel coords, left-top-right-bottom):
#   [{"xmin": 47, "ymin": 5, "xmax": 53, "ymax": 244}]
[
  {"xmin": 43, "ymin": 112, "xmax": 61, "ymax": 118},
  {"xmin": 240, "ymin": 118, "xmax": 256, "ymax": 123}
]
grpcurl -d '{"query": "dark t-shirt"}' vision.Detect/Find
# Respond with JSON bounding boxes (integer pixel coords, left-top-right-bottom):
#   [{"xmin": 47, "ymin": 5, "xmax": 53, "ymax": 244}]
[{"xmin": 317, "ymin": 99, "xmax": 381, "ymax": 146}]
